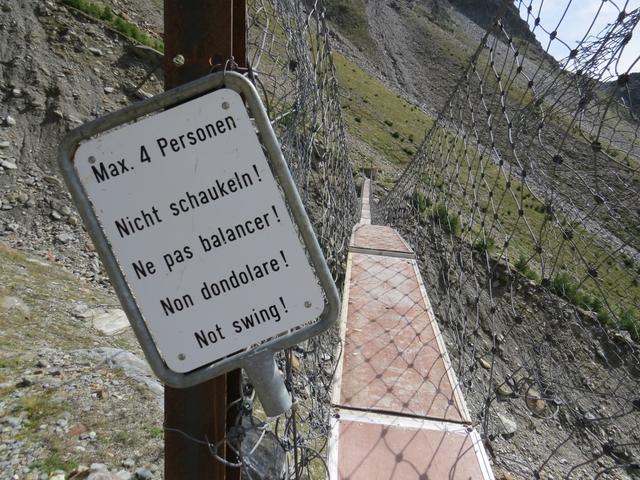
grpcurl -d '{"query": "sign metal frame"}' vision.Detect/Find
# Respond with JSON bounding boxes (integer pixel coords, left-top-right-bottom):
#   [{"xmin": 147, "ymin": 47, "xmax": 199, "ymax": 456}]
[{"xmin": 58, "ymin": 71, "xmax": 340, "ymax": 390}]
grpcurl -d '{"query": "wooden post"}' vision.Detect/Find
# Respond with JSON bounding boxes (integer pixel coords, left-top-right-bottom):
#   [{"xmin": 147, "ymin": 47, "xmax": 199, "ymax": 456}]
[{"xmin": 163, "ymin": 2, "xmax": 246, "ymax": 479}]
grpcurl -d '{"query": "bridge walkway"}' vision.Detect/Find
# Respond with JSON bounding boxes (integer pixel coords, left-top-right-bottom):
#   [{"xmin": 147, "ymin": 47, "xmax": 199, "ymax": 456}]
[{"xmin": 328, "ymin": 178, "xmax": 494, "ymax": 479}]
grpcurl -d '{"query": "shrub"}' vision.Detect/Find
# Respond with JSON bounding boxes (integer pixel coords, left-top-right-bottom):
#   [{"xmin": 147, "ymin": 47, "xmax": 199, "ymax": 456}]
[
  {"xmin": 473, "ymin": 237, "xmax": 495, "ymax": 253},
  {"xmin": 62, "ymin": 0, "xmax": 164, "ymax": 51},
  {"xmin": 550, "ymin": 272, "xmax": 611, "ymax": 324},
  {"xmin": 412, "ymin": 190, "xmax": 432, "ymax": 213},
  {"xmin": 431, "ymin": 204, "xmax": 461, "ymax": 236},
  {"xmin": 620, "ymin": 309, "xmax": 639, "ymax": 340}
]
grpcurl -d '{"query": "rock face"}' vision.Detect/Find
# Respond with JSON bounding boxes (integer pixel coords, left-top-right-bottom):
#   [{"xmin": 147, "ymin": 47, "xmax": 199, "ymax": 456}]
[
  {"xmin": 0, "ymin": 0, "xmax": 163, "ymax": 284},
  {"xmin": 448, "ymin": 0, "xmax": 540, "ymax": 45},
  {"xmin": 90, "ymin": 309, "xmax": 130, "ymax": 336},
  {"xmin": 607, "ymin": 72, "xmax": 640, "ymax": 119}
]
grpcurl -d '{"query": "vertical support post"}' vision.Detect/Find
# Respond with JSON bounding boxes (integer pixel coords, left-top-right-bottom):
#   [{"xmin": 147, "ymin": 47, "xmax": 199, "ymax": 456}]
[{"xmin": 163, "ymin": 2, "xmax": 246, "ymax": 480}]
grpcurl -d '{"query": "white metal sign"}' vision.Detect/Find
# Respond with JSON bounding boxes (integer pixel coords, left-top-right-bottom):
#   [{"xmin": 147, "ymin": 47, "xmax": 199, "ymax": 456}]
[{"xmin": 72, "ymin": 87, "xmax": 324, "ymax": 373}]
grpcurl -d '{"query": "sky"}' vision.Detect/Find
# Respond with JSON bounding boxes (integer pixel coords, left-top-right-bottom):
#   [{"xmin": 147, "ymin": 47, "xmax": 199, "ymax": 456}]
[{"xmin": 516, "ymin": 0, "xmax": 640, "ymax": 74}]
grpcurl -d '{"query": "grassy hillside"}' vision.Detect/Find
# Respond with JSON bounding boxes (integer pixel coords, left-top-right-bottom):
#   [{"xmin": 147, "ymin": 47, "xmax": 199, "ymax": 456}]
[{"xmin": 333, "ymin": 53, "xmax": 433, "ymax": 174}]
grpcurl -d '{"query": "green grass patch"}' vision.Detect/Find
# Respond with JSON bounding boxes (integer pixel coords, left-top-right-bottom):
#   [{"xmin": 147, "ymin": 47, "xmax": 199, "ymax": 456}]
[
  {"xmin": 61, "ymin": 0, "xmax": 163, "ymax": 51},
  {"xmin": 31, "ymin": 449, "xmax": 78, "ymax": 475},
  {"xmin": 430, "ymin": 204, "xmax": 462, "ymax": 236},
  {"xmin": 333, "ymin": 52, "xmax": 434, "ymax": 167},
  {"xmin": 418, "ymin": 126, "xmax": 640, "ymax": 338},
  {"xmin": 514, "ymin": 254, "xmax": 540, "ymax": 282}
]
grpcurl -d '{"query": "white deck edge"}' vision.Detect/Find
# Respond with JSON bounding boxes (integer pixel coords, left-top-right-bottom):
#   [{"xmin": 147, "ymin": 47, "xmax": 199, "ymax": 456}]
[
  {"xmin": 330, "ymin": 252, "xmax": 353, "ymax": 406},
  {"xmin": 328, "ymin": 408, "xmax": 495, "ymax": 480},
  {"xmin": 411, "ymin": 260, "xmax": 472, "ymax": 423},
  {"xmin": 348, "ymin": 246, "xmax": 416, "ymax": 259}
]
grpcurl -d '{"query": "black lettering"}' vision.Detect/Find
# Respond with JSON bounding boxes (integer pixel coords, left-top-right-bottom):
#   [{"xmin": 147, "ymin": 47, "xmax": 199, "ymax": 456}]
[
  {"xmin": 215, "ymin": 179, "xmax": 228, "ymax": 196},
  {"xmin": 195, "ymin": 330, "xmax": 209, "ymax": 348},
  {"xmin": 115, "ymin": 218, "xmax": 131, "ymax": 237},
  {"xmin": 161, "ymin": 294, "xmax": 194, "ymax": 317},
  {"xmin": 132, "ymin": 259, "xmax": 156, "ymax": 279},
  {"xmin": 92, "ymin": 163, "xmax": 110, "ymax": 183},
  {"xmin": 117, "ymin": 159, "xmax": 130, "ymax": 173},
  {"xmin": 157, "ymin": 137, "xmax": 168, "ymax": 157},
  {"xmin": 225, "ymin": 116, "xmax": 236, "ymax": 130},
  {"xmin": 205, "ymin": 123, "xmax": 217, "ymax": 137},
  {"xmin": 140, "ymin": 145, "xmax": 151, "ymax": 163}
]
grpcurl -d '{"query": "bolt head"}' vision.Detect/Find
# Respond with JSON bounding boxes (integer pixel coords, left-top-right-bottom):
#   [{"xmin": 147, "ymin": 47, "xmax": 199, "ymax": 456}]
[
  {"xmin": 178, "ymin": 353, "xmax": 186, "ymax": 360},
  {"xmin": 221, "ymin": 101, "xmax": 230, "ymax": 110},
  {"xmin": 304, "ymin": 301, "xmax": 312, "ymax": 308},
  {"xmin": 172, "ymin": 54, "xmax": 185, "ymax": 67}
]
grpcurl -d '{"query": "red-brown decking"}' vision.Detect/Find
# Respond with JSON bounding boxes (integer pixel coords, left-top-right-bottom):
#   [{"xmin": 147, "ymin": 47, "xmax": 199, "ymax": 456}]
[
  {"xmin": 330, "ymin": 411, "xmax": 493, "ymax": 480},
  {"xmin": 350, "ymin": 224, "xmax": 414, "ymax": 258},
  {"xmin": 336, "ymin": 253, "xmax": 465, "ymax": 422},
  {"xmin": 330, "ymin": 179, "xmax": 494, "ymax": 479}
]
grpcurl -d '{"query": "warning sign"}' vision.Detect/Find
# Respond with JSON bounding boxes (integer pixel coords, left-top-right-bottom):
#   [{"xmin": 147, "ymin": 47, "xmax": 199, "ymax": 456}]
[{"xmin": 72, "ymin": 88, "xmax": 324, "ymax": 373}]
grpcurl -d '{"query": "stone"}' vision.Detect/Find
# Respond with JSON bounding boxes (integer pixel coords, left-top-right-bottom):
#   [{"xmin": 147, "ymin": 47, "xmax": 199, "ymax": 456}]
[
  {"xmin": 0, "ymin": 141, "xmax": 10, "ymax": 148},
  {"xmin": 3, "ymin": 416, "xmax": 22, "ymax": 428},
  {"xmin": 16, "ymin": 375, "xmax": 36, "ymax": 388},
  {"xmin": 88, "ymin": 47, "xmax": 103, "ymax": 56},
  {"xmin": 114, "ymin": 472, "xmax": 132, "ymax": 480},
  {"xmin": 55, "ymin": 233, "xmax": 75, "ymax": 244},
  {"xmin": 51, "ymin": 210, "xmax": 62, "ymax": 220},
  {"xmin": 70, "ymin": 465, "xmax": 90, "ymax": 477},
  {"xmin": 1, "ymin": 296, "xmax": 30, "ymax": 314},
  {"xmin": 122, "ymin": 459, "xmax": 135, "ymax": 469},
  {"xmin": 68, "ymin": 423, "xmax": 87, "ymax": 437},
  {"xmin": 91, "ymin": 309, "xmax": 129, "ymax": 336},
  {"xmin": 43, "ymin": 175, "xmax": 60, "ymax": 186},
  {"xmin": 1, "ymin": 160, "xmax": 17, "ymax": 170},
  {"xmin": 497, "ymin": 413, "xmax": 518, "ymax": 436},
  {"xmin": 76, "ymin": 348, "xmax": 163, "ymax": 402},
  {"xmin": 478, "ymin": 357, "xmax": 491, "ymax": 369},
  {"xmin": 90, "ymin": 463, "xmax": 107, "ymax": 472},
  {"xmin": 497, "ymin": 384, "xmax": 513, "ymax": 397},
  {"xmin": 5, "ymin": 115, "xmax": 16, "ymax": 126},
  {"xmin": 134, "ymin": 468, "xmax": 153, "ymax": 480},
  {"xmin": 525, "ymin": 387, "xmax": 547, "ymax": 415},
  {"xmin": 49, "ymin": 471, "xmax": 65, "ymax": 480},
  {"xmin": 104, "ymin": 87, "xmax": 115, "ymax": 94},
  {"xmin": 87, "ymin": 471, "xmax": 112, "ymax": 480}
]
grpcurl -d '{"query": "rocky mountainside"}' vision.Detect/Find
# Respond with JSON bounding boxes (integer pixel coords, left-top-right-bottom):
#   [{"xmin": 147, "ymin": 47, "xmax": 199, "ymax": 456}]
[
  {"xmin": 0, "ymin": 1, "xmax": 638, "ymax": 479},
  {"xmin": 1, "ymin": 1, "xmax": 166, "ymax": 478}
]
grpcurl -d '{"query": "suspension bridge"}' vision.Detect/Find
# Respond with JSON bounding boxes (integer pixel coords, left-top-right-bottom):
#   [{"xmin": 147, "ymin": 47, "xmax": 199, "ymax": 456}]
[{"xmin": 327, "ymin": 178, "xmax": 494, "ymax": 479}]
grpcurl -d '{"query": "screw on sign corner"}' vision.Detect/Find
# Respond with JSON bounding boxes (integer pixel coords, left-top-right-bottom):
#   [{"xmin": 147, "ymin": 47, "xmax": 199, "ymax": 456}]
[{"xmin": 172, "ymin": 54, "xmax": 186, "ymax": 67}]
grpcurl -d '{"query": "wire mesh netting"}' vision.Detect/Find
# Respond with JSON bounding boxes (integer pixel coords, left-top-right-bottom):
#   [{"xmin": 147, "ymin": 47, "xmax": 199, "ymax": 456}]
[
  {"xmin": 226, "ymin": 1, "xmax": 358, "ymax": 478},
  {"xmin": 376, "ymin": 0, "xmax": 640, "ymax": 478}
]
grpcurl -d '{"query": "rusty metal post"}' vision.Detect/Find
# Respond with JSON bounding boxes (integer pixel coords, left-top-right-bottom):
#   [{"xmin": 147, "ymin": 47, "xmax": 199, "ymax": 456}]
[{"xmin": 163, "ymin": 2, "xmax": 246, "ymax": 479}]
